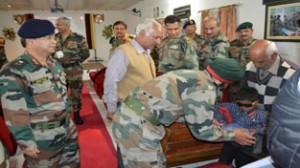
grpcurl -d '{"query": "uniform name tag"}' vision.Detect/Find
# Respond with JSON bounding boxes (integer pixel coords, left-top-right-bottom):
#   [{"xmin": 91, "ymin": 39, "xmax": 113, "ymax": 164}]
[
  {"xmin": 32, "ymin": 77, "xmax": 49, "ymax": 84},
  {"xmin": 169, "ymin": 45, "xmax": 178, "ymax": 49}
]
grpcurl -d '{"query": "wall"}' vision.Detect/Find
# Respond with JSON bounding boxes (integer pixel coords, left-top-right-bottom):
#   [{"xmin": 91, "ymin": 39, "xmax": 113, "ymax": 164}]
[
  {"xmin": 0, "ymin": 10, "xmax": 124, "ymax": 61},
  {"xmin": 125, "ymin": 0, "xmax": 300, "ymax": 64}
]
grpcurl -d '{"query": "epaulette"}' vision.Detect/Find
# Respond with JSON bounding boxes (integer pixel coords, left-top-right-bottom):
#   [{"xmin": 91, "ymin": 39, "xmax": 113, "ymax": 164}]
[{"xmin": 9, "ymin": 57, "xmax": 29, "ymax": 69}]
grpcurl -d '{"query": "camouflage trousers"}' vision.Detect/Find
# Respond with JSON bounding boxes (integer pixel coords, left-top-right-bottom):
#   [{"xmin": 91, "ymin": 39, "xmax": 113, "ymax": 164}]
[
  {"xmin": 112, "ymin": 105, "xmax": 167, "ymax": 168},
  {"xmin": 25, "ymin": 118, "xmax": 80, "ymax": 168},
  {"xmin": 66, "ymin": 71, "xmax": 83, "ymax": 113}
]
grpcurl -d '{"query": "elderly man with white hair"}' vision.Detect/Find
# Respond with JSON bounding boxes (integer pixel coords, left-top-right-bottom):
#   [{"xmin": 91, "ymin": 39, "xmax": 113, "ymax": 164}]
[
  {"xmin": 103, "ymin": 19, "xmax": 162, "ymax": 120},
  {"xmin": 240, "ymin": 39, "xmax": 297, "ymax": 112}
]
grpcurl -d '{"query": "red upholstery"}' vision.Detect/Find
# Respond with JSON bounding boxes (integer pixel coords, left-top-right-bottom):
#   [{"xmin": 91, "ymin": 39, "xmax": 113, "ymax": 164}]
[
  {"xmin": 0, "ymin": 101, "xmax": 17, "ymax": 156},
  {"xmin": 198, "ymin": 162, "xmax": 230, "ymax": 168},
  {"xmin": 89, "ymin": 68, "xmax": 106, "ymax": 98}
]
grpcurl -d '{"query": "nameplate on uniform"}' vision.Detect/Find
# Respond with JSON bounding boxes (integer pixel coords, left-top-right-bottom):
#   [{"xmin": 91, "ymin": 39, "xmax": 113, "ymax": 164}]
[{"xmin": 32, "ymin": 77, "xmax": 49, "ymax": 84}]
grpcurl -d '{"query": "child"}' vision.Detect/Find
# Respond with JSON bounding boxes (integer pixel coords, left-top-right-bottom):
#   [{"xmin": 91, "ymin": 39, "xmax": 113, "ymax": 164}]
[{"xmin": 213, "ymin": 87, "xmax": 267, "ymax": 167}]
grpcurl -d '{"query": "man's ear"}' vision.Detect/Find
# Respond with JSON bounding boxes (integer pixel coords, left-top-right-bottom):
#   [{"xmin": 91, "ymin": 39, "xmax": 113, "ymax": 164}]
[{"xmin": 271, "ymin": 52, "xmax": 277, "ymax": 61}]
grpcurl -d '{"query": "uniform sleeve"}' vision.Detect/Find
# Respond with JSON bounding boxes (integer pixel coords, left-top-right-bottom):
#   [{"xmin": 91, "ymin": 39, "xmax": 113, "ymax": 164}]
[
  {"xmin": 0, "ymin": 72, "xmax": 36, "ymax": 148},
  {"xmin": 182, "ymin": 90, "xmax": 235, "ymax": 142},
  {"xmin": 183, "ymin": 42, "xmax": 199, "ymax": 70},
  {"xmin": 79, "ymin": 37, "xmax": 90, "ymax": 62},
  {"xmin": 103, "ymin": 49, "xmax": 128, "ymax": 112},
  {"xmin": 213, "ymin": 41, "xmax": 230, "ymax": 58}
]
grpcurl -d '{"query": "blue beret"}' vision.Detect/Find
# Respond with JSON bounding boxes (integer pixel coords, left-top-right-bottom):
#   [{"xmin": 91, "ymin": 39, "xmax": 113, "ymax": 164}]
[
  {"xmin": 183, "ymin": 20, "xmax": 196, "ymax": 29},
  {"xmin": 18, "ymin": 19, "xmax": 55, "ymax": 39},
  {"xmin": 236, "ymin": 22, "xmax": 253, "ymax": 32}
]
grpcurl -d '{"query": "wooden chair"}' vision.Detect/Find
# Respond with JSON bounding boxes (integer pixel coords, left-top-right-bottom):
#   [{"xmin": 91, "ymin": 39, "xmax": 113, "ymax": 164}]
[{"xmin": 161, "ymin": 122, "xmax": 224, "ymax": 167}]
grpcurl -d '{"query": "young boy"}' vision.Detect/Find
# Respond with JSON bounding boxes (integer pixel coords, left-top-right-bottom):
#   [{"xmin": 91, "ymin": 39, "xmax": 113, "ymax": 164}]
[{"xmin": 213, "ymin": 87, "xmax": 267, "ymax": 167}]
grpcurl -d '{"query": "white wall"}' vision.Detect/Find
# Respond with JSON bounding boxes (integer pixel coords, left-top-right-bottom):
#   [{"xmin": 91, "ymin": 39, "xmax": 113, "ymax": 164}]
[
  {"xmin": 125, "ymin": 0, "xmax": 300, "ymax": 64},
  {"xmin": 1, "ymin": 1, "xmax": 299, "ymax": 64},
  {"xmin": 0, "ymin": 10, "xmax": 124, "ymax": 61}
]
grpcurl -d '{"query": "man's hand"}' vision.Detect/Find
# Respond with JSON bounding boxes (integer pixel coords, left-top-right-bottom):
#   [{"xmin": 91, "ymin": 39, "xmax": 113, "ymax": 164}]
[
  {"xmin": 23, "ymin": 146, "xmax": 40, "ymax": 159},
  {"xmin": 233, "ymin": 128, "xmax": 256, "ymax": 146},
  {"xmin": 213, "ymin": 119, "xmax": 223, "ymax": 128}
]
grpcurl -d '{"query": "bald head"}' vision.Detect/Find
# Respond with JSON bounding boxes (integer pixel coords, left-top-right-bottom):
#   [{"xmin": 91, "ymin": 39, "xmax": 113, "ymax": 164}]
[{"xmin": 249, "ymin": 40, "xmax": 278, "ymax": 70}]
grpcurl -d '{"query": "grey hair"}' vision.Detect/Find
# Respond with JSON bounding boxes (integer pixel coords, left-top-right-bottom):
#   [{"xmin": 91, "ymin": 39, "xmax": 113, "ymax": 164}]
[
  {"xmin": 265, "ymin": 41, "xmax": 278, "ymax": 58},
  {"xmin": 203, "ymin": 16, "xmax": 220, "ymax": 26},
  {"xmin": 135, "ymin": 18, "xmax": 161, "ymax": 36},
  {"xmin": 56, "ymin": 17, "xmax": 71, "ymax": 25}
]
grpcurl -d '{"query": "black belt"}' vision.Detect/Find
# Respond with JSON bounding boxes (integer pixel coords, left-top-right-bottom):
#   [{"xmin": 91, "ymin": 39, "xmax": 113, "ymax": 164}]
[{"xmin": 31, "ymin": 117, "xmax": 69, "ymax": 130}]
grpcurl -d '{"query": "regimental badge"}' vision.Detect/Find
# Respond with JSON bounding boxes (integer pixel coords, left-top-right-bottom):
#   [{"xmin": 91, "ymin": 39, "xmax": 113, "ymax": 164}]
[{"xmin": 13, "ymin": 14, "xmax": 25, "ymax": 25}]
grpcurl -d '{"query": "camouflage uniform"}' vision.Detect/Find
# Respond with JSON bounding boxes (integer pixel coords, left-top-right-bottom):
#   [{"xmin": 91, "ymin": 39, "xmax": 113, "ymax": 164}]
[
  {"xmin": 55, "ymin": 32, "xmax": 90, "ymax": 117},
  {"xmin": 192, "ymin": 33, "xmax": 206, "ymax": 57},
  {"xmin": 229, "ymin": 38, "xmax": 256, "ymax": 68},
  {"xmin": 0, "ymin": 46, "xmax": 8, "ymax": 70},
  {"xmin": 109, "ymin": 34, "xmax": 135, "ymax": 59},
  {"xmin": 158, "ymin": 35, "xmax": 199, "ymax": 73},
  {"xmin": 112, "ymin": 69, "xmax": 235, "ymax": 167},
  {"xmin": 0, "ymin": 53, "xmax": 79, "ymax": 167},
  {"xmin": 199, "ymin": 32, "xmax": 230, "ymax": 69}
]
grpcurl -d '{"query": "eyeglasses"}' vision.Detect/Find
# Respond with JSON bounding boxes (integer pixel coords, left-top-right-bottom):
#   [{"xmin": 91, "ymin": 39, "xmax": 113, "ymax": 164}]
[{"xmin": 236, "ymin": 101, "xmax": 256, "ymax": 108}]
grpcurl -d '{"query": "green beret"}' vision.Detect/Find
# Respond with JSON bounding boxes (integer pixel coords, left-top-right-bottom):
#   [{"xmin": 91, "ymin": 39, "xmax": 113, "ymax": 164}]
[
  {"xmin": 206, "ymin": 58, "xmax": 244, "ymax": 83},
  {"xmin": 236, "ymin": 22, "xmax": 253, "ymax": 32},
  {"xmin": 18, "ymin": 19, "xmax": 55, "ymax": 39},
  {"xmin": 183, "ymin": 20, "xmax": 196, "ymax": 29}
]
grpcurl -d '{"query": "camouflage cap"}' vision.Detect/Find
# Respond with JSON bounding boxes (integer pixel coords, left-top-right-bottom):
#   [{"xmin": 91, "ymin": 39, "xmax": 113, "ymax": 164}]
[
  {"xmin": 206, "ymin": 58, "xmax": 244, "ymax": 83},
  {"xmin": 183, "ymin": 20, "xmax": 196, "ymax": 29},
  {"xmin": 18, "ymin": 19, "xmax": 55, "ymax": 39},
  {"xmin": 236, "ymin": 22, "xmax": 253, "ymax": 32}
]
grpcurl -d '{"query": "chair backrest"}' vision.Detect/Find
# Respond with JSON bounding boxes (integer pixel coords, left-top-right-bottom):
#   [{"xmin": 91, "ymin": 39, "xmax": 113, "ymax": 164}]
[{"xmin": 89, "ymin": 68, "xmax": 107, "ymax": 98}]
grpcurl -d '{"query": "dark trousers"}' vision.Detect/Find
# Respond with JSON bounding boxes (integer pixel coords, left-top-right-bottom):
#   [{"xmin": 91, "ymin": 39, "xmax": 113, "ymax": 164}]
[{"xmin": 219, "ymin": 141, "xmax": 253, "ymax": 167}]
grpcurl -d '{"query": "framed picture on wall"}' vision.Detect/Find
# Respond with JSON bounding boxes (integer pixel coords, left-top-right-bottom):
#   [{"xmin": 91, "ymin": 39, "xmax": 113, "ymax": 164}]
[{"xmin": 264, "ymin": 0, "xmax": 300, "ymax": 42}]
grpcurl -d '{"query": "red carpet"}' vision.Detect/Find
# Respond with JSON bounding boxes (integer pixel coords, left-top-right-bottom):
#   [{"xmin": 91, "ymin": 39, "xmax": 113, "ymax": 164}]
[{"xmin": 75, "ymin": 86, "xmax": 117, "ymax": 168}]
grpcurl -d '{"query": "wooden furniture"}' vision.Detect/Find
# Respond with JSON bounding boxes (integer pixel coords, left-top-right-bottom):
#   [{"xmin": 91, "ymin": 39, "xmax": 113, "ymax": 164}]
[{"xmin": 161, "ymin": 122, "xmax": 224, "ymax": 167}]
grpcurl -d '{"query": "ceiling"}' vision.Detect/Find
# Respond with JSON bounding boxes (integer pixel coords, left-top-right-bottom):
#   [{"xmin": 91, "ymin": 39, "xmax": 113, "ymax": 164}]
[{"xmin": 0, "ymin": 0, "xmax": 143, "ymax": 11}]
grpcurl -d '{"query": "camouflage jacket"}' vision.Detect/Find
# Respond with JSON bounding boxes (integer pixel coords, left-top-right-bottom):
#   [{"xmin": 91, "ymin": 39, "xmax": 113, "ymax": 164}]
[
  {"xmin": 55, "ymin": 31, "xmax": 90, "ymax": 69},
  {"xmin": 191, "ymin": 33, "xmax": 205, "ymax": 57},
  {"xmin": 115, "ymin": 69, "xmax": 235, "ymax": 142},
  {"xmin": 229, "ymin": 38, "xmax": 256, "ymax": 68},
  {"xmin": 199, "ymin": 32, "xmax": 229, "ymax": 69},
  {"xmin": 0, "ymin": 53, "xmax": 71, "ymax": 148},
  {"xmin": 158, "ymin": 35, "xmax": 199, "ymax": 73},
  {"xmin": 0, "ymin": 47, "xmax": 8, "ymax": 70}
]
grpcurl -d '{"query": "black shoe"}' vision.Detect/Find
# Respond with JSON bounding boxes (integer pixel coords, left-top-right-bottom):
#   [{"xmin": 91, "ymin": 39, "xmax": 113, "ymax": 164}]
[{"xmin": 74, "ymin": 112, "xmax": 84, "ymax": 125}]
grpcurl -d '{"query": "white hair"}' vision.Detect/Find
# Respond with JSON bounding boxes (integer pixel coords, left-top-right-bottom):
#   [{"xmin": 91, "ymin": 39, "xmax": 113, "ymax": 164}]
[
  {"xmin": 56, "ymin": 17, "xmax": 71, "ymax": 25},
  {"xmin": 265, "ymin": 41, "xmax": 278, "ymax": 58},
  {"xmin": 135, "ymin": 18, "xmax": 161, "ymax": 36}
]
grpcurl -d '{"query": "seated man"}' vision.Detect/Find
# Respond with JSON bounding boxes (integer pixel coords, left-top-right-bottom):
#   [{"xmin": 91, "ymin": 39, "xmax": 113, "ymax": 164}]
[{"xmin": 214, "ymin": 87, "xmax": 267, "ymax": 167}]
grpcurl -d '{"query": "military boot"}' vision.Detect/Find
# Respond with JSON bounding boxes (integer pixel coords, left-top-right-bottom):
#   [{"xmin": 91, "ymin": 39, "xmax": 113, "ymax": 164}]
[{"xmin": 74, "ymin": 112, "xmax": 84, "ymax": 125}]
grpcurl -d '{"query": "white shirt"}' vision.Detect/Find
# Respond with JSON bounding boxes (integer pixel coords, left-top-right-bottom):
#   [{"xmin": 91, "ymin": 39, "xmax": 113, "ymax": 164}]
[{"xmin": 103, "ymin": 40, "xmax": 151, "ymax": 112}]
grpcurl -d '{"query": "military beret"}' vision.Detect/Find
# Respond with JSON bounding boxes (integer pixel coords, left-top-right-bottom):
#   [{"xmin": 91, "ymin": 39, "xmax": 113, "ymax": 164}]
[
  {"xmin": 183, "ymin": 20, "xmax": 196, "ymax": 29},
  {"xmin": 236, "ymin": 22, "xmax": 253, "ymax": 32},
  {"xmin": 206, "ymin": 58, "xmax": 244, "ymax": 83},
  {"xmin": 18, "ymin": 19, "xmax": 55, "ymax": 39}
]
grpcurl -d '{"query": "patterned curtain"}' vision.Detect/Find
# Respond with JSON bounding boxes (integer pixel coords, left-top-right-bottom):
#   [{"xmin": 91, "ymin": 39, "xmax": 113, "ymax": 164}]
[
  {"xmin": 199, "ymin": 5, "xmax": 237, "ymax": 41},
  {"xmin": 218, "ymin": 5, "xmax": 236, "ymax": 41}
]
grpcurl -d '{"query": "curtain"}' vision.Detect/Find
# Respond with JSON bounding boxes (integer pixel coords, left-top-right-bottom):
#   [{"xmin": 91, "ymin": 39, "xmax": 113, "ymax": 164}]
[
  {"xmin": 84, "ymin": 13, "xmax": 95, "ymax": 49},
  {"xmin": 199, "ymin": 5, "xmax": 237, "ymax": 41},
  {"xmin": 218, "ymin": 5, "xmax": 236, "ymax": 41}
]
